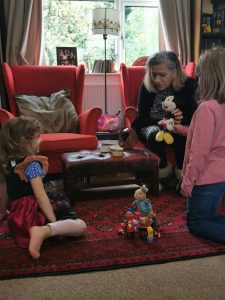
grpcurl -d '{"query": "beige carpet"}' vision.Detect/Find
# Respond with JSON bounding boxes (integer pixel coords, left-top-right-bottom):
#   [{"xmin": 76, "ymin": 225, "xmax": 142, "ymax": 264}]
[{"xmin": 1, "ymin": 254, "xmax": 225, "ymax": 300}]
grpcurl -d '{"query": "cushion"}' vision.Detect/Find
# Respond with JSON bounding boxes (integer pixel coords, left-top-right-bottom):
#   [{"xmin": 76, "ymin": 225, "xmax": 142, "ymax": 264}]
[{"xmin": 14, "ymin": 89, "xmax": 78, "ymax": 133}]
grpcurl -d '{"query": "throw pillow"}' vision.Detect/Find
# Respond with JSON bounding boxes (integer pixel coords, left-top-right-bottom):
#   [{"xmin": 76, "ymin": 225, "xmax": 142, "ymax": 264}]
[{"xmin": 14, "ymin": 89, "xmax": 78, "ymax": 133}]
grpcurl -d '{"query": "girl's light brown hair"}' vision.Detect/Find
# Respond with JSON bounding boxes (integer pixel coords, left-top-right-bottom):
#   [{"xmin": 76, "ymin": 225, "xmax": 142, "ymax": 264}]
[
  {"xmin": 143, "ymin": 51, "xmax": 188, "ymax": 93},
  {"xmin": 197, "ymin": 47, "xmax": 225, "ymax": 104},
  {"xmin": 0, "ymin": 116, "xmax": 42, "ymax": 174}
]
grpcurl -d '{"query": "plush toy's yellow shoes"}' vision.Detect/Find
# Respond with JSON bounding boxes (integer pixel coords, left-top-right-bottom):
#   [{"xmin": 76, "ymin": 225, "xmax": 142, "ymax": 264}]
[
  {"xmin": 164, "ymin": 132, "xmax": 174, "ymax": 144},
  {"xmin": 155, "ymin": 130, "xmax": 164, "ymax": 142}
]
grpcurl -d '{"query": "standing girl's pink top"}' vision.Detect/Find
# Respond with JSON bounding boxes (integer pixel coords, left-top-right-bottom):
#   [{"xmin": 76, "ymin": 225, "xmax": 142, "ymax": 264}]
[{"xmin": 182, "ymin": 99, "xmax": 225, "ymax": 195}]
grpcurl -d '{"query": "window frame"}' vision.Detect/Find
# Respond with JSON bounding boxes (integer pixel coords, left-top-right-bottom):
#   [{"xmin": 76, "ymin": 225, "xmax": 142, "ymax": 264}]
[
  {"xmin": 115, "ymin": 0, "xmax": 159, "ymax": 63},
  {"xmin": 43, "ymin": 0, "xmax": 159, "ymax": 68}
]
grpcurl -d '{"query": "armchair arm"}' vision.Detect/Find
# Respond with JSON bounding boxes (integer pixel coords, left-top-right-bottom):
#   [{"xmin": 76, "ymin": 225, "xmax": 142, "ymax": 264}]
[
  {"xmin": 125, "ymin": 106, "xmax": 137, "ymax": 127},
  {"xmin": 78, "ymin": 107, "xmax": 102, "ymax": 135},
  {"xmin": 0, "ymin": 109, "xmax": 15, "ymax": 124}
]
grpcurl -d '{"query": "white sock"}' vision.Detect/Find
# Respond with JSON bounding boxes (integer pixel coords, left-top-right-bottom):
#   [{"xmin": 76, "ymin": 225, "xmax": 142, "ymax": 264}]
[{"xmin": 48, "ymin": 219, "xmax": 86, "ymax": 237}]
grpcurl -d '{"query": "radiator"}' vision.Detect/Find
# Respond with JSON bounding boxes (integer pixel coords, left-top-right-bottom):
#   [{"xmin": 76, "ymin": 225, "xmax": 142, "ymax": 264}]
[{"xmin": 82, "ymin": 74, "xmax": 124, "ymax": 123}]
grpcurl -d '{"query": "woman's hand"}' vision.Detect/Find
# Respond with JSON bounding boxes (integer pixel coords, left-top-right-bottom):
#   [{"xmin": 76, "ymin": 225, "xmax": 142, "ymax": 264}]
[{"xmin": 172, "ymin": 108, "xmax": 183, "ymax": 124}]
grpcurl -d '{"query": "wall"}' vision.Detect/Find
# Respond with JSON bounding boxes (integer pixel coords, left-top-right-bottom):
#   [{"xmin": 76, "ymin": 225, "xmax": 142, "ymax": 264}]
[{"xmin": 83, "ymin": 73, "xmax": 124, "ymax": 123}]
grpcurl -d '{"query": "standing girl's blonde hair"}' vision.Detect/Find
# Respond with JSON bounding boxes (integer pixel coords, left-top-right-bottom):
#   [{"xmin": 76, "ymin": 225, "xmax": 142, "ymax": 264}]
[{"xmin": 197, "ymin": 47, "xmax": 225, "ymax": 104}]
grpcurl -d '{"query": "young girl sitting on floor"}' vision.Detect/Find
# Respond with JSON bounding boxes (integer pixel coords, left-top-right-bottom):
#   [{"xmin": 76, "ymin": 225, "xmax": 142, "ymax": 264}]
[{"xmin": 0, "ymin": 116, "xmax": 86, "ymax": 259}]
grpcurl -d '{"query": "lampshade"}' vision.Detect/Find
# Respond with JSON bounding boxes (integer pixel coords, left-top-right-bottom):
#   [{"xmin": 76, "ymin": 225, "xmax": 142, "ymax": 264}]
[{"xmin": 92, "ymin": 8, "xmax": 120, "ymax": 37}]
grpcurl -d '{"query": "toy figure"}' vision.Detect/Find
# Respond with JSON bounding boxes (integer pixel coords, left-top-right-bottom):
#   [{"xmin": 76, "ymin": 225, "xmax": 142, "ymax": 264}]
[
  {"xmin": 132, "ymin": 185, "xmax": 153, "ymax": 217},
  {"xmin": 117, "ymin": 198, "xmax": 161, "ymax": 241},
  {"xmin": 146, "ymin": 226, "xmax": 154, "ymax": 243},
  {"xmin": 154, "ymin": 221, "xmax": 161, "ymax": 238},
  {"xmin": 126, "ymin": 221, "xmax": 135, "ymax": 239},
  {"xmin": 139, "ymin": 216, "xmax": 151, "ymax": 239},
  {"xmin": 155, "ymin": 95, "xmax": 175, "ymax": 144},
  {"xmin": 118, "ymin": 210, "xmax": 136, "ymax": 238}
]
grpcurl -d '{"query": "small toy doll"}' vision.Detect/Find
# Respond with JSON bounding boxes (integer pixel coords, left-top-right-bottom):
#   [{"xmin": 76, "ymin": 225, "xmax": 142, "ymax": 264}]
[{"xmin": 132, "ymin": 185, "xmax": 153, "ymax": 217}]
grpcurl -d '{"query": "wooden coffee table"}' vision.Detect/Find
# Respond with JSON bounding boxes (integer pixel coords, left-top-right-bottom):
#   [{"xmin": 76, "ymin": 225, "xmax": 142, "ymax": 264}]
[{"xmin": 62, "ymin": 148, "xmax": 160, "ymax": 200}]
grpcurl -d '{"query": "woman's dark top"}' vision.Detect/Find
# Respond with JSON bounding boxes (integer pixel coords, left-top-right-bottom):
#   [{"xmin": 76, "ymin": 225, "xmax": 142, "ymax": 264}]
[
  {"xmin": 5, "ymin": 158, "xmax": 77, "ymax": 220},
  {"xmin": 6, "ymin": 159, "xmax": 36, "ymax": 201}
]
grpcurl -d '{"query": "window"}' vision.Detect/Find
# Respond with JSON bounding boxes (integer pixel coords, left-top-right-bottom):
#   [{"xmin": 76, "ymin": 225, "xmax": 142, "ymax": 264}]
[
  {"xmin": 43, "ymin": 0, "xmax": 159, "ymax": 70},
  {"xmin": 118, "ymin": 0, "xmax": 159, "ymax": 65}
]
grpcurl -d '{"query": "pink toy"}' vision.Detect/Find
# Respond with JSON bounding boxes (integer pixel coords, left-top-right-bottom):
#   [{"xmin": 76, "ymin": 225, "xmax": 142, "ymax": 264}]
[{"xmin": 97, "ymin": 111, "xmax": 121, "ymax": 132}]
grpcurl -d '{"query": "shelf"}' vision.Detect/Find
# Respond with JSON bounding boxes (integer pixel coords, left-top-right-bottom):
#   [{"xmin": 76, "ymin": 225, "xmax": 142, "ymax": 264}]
[{"xmin": 201, "ymin": 33, "xmax": 225, "ymax": 38}]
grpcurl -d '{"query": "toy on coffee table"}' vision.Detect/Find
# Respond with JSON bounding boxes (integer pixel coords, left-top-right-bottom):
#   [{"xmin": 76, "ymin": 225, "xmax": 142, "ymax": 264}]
[{"xmin": 117, "ymin": 185, "xmax": 161, "ymax": 241}]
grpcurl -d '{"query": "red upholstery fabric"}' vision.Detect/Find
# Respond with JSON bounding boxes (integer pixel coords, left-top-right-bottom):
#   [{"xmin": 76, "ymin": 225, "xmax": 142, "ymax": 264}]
[
  {"xmin": 120, "ymin": 63, "xmax": 146, "ymax": 109},
  {"xmin": 0, "ymin": 63, "xmax": 102, "ymax": 174},
  {"xmin": 120, "ymin": 64, "xmax": 146, "ymax": 147},
  {"xmin": 132, "ymin": 56, "xmax": 148, "ymax": 66},
  {"xmin": 182, "ymin": 62, "xmax": 196, "ymax": 78},
  {"xmin": 2, "ymin": 63, "xmax": 85, "ymax": 115},
  {"xmin": 40, "ymin": 133, "xmax": 98, "ymax": 152}
]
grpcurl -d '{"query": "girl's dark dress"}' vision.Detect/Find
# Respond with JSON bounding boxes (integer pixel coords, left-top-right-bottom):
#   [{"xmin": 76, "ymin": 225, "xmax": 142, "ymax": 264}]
[{"xmin": 6, "ymin": 156, "xmax": 77, "ymax": 248}]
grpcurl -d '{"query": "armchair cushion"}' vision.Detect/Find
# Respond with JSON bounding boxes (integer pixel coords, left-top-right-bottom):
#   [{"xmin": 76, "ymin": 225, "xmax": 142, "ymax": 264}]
[
  {"xmin": 14, "ymin": 89, "xmax": 78, "ymax": 133},
  {"xmin": 40, "ymin": 133, "xmax": 98, "ymax": 153}
]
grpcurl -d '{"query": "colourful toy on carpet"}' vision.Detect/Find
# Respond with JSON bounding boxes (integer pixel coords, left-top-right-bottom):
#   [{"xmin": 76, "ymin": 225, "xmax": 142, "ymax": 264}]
[{"xmin": 118, "ymin": 185, "xmax": 161, "ymax": 241}]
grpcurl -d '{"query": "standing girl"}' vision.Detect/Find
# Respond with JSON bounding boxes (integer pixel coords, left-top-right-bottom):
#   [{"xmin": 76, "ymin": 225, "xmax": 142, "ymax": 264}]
[
  {"xmin": 0, "ymin": 116, "xmax": 86, "ymax": 259},
  {"xmin": 182, "ymin": 47, "xmax": 225, "ymax": 244}
]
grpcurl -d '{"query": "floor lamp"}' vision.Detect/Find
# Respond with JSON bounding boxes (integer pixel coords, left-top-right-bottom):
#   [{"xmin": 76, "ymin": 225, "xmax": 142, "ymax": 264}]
[{"xmin": 92, "ymin": 8, "xmax": 120, "ymax": 114}]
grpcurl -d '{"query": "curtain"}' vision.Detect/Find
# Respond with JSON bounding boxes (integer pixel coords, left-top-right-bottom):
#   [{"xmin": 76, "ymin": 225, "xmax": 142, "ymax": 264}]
[
  {"xmin": 159, "ymin": 0, "xmax": 191, "ymax": 65},
  {"xmin": 0, "ymin": 0, "xmax": 8, "ymax": 109},
  {"xmin": 4, "ymin": 0, "xmax": 42, "ymax": 65}
]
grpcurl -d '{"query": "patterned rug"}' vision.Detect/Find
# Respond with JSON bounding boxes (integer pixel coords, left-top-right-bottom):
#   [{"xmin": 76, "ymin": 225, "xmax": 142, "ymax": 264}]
[{"xmin": 1, "ymin": 190, "xmax": 225, "ymax": 280}]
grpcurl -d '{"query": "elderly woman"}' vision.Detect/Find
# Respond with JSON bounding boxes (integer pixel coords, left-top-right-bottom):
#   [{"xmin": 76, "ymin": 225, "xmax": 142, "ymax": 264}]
[{"xmin": 132, "ymin": 51, "xmax": 198, "ymax": 184}]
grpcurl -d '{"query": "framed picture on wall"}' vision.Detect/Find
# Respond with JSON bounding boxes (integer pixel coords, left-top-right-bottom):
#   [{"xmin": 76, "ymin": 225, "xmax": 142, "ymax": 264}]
[{"xmin": 56, "ymin": 47, "xmax": 77, "ymax": 66}]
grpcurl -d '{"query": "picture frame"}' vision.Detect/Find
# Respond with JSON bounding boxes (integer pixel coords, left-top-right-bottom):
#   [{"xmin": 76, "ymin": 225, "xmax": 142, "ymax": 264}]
[{"xmin": 56, "ymin": 47, "xmax": 77, "ymax": 66}]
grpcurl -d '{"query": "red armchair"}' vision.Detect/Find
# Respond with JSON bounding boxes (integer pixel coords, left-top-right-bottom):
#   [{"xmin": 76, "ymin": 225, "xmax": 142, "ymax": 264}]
[
  {"xmin": 120, "ymin": 63, "xmax": 145, "ymax": 127},
  {"xmin": 0, "ymin": 63, "xmax": 102, "ymax": 174},
  {"xmin": 182, "ymin": 62, "xmax": 196, "ymax": 78},
  {"xmin": 132, "ymin": 56, "xmax": 148, "ymax": 66}
]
